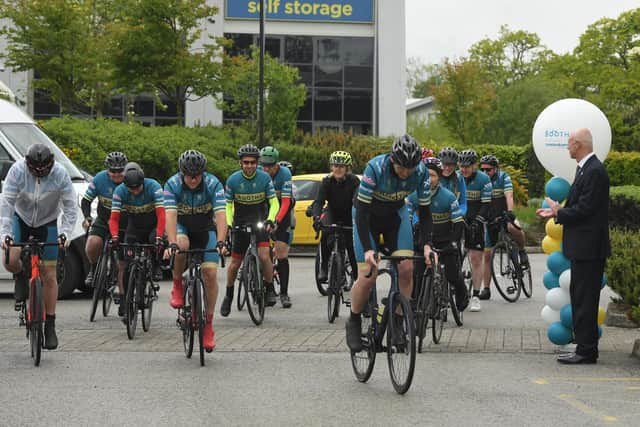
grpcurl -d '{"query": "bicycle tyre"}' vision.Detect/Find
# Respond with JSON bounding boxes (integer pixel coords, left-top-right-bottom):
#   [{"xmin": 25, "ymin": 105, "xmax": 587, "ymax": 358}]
[
  {"xmin": 141, "ymin": 276, "xmax": 153, "ymax": 332},
  {"xmin": 416, "ymin": 272, "xmax": 431, "ymax": 354},
  {"xmin": 491, "ymin": 242, "xmax": 521, "ymax": 302},
  {"xmin": 387, "ymin": 293, "xmax": 416, "ymax": 395},
  {"xmin": 125, "ymin": 265, "xmax": 139, "ymax": 340},
  {"xmin": 350, "ymin": 300, "xmax": 376, "ymax": 382},
  {"xmin": 314, "ymin": 249, "xmax": 328, "ymax": 296},
  {"xmin": 449, "ymin": 285, "xmax": 463, "ymax": 327},
  {"xmin": 245, "ymin": 253, "xmax": 265, "ymax": 326},
  {"xmin": 195, "ymin": 275, "xmax": 206, "ymax": 366},
  {"xmin": 31, "ymin": 278, "xmax": 44, "ymax": 366},
  {"xmin": 431, "ymin": 268, "xmax": 445, "ymax": 344},
  {"xmin": 521, "ymin": 264, "xmax": 533, "ymax": 298},
  {"xmin": 183, "ymin": 280, "xmax": 194, "ymax": 358},
  {"xmin": 102, "ymin": 254, "xmax": 115, "ymax": 317},
  {"xmin": 89, "ymin": 252, "xmax": 108, "ymax": 322},
  {"xmin": 327, "ymin": 252, "xmax": 340, "ymax": 323},
  {"xmin": 461, "ymin": 249, "xmax": 473, "ymax": 294},
  {"xmin": 237, "ymin": 269, "xmax": 247, "ymax": 311},
  {"xmin": 272, "ymin": 257, "xmax": 280, "ymax": 297}
]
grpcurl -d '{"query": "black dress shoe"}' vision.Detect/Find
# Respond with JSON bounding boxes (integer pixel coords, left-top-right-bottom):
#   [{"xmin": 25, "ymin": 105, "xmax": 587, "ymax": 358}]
[{"xmin": 557, "ymin": 353, "xmax": 597, "ymax": 364}]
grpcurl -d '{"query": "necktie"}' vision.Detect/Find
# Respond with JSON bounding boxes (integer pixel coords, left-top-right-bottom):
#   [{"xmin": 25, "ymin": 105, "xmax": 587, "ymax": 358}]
[{"xmin": 575, "ymin": 165, "xmax": 581, "ymax": 177}]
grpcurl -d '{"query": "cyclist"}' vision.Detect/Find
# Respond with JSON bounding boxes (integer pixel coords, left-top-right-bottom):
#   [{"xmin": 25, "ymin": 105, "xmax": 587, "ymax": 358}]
[
  {"xmin": 0, "ymin": 144, "xmax": 77, "ymax": 350},
  {"xmin": 258, "ymin": 146, "xmax": 294, "ymax": 308},
  {"xmin": 82, "ymin": 152, "xmax": 128, "ymax": 289},
  {"xmin": 345, "ymin": 135, "xmax": 435, "ymax": 352},
  {"xmin": 108, "ymin": 162, "xmax": 165, "ymax": 318},
  {"xmin": 438, "ymin": 147, "xmax": 467, "ymax": 216},
  {"xmin": 163, "ymin": 150, "xmax": 227, "ymax": 351},
  {"xmin": 309, "ymin": 151, "xmax": 359, "ymax": 287},
  {"xmin": 279, "ymin": 160, "xmax": 296, "ymax": 244},
  {"xmin": 407, "ymin": 157, "xmax": 469, "ymax": 312},
  {"xmin": 459, "ymin": 149, "xmax": 492, "ymax": 312},
  {"xmin": 278, "ymin": 160, "xmax": 294, "ymax": 175},
  {"xmin": 478, "ymin": 155, "xmax": 528, "ymax": 300},
  {"xmin": 220, "ymin": 144, "xmax": 279, "ymax": 317}
]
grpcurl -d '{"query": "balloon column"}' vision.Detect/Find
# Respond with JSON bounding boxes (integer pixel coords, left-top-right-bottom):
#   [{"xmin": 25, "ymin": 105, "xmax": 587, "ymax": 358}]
[{"xmin": 533, "ymin": 98, "xmax": 611, "ymax": 346}]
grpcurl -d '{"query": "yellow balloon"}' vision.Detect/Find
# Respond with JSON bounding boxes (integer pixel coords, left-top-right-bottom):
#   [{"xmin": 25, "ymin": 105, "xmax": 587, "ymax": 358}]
[
  {"xmin": 598, "ymin": 307, "xmax": 606, "ymax": 325},
  {"xmin": 542, "ymin": 235, "xmax": 562, "ymax": 255},
  {"xmin": 545, "ymin": 219, "xmax": 563, "ymax": 240}
]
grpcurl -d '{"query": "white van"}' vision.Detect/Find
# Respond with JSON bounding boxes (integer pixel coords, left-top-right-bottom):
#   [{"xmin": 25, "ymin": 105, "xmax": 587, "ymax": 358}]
[{"xmin": 0, "ymin": 99, "xmax": 90, "ymax": 298}]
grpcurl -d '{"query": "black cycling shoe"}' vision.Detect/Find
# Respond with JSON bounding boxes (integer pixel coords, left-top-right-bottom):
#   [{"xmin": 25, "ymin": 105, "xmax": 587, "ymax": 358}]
[
  {"xmin": 479, "ymin": 288, "xmax": 491, "ymax": 300},
  {"xmin": 265, "ymin": 286, "xmax": 277, "ymax": 307},
  {"xmin": 220, "ymin": 296, "xmax": 232, "ymax": 317},
  {"xmin": 345, "ymin": 316, "xmax": 363, "ymax": 352},
  {"xmin": 457, "ymin": 293, "xmax": 470, "ymax": 312},
  {"xmin": 519, "ymin": 250, "xmax": 530, "ymax": 269},
  {"xmin": 280, "ymin": 294, "xmax": 292, "ymax": 309},
  {"xmin": 43, "ymin": 318, "xmax": 58, "ymax": 350},
  {"xmin": 152, "ymin": 266, "xmax": 163, "ymax": 282},
  {"xmin": 118, "ymin": 300, "xmax": 126, "ymax": 317}
]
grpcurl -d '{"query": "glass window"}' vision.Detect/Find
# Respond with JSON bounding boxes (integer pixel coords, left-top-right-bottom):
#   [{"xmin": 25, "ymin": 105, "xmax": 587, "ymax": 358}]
[
  {"xmin": 292, "ymin": 179, "xmax": 320, "ymax": 201},
  {"xmin": 314, "ymin": 89, "xmax": 342, "ymax": 121},
  {"xmin": 294, "ymin": 64, "xmax": 313, "ymax": 86},
  {"xmin": 314, "ymin": 64, "xmax": 342, "ymax": 87},
  {"xmin": 343, "ymin": 38, "xmax": 374, "ymax": 66},
  {"xmin": 344, "ymin": 123, "xmax": 372, "ymax": 135},
  {"xmin": 33, "ymin": 90, "xmax": 60, "ymax": 117},
  {"xmin": 134, "ymin": 96, "xmax": 154, "ymax": 117},
  {"xmin": 225, "ymin": 33, "xmax": 254, "ymax": 56},
  {"xmin": 156, "ymin": 98, "xmax": 177, "ymax": 117},
  {"xmin": 104, "ymin": 97, "xmax": 124, "ymax": 118},
  {"xmin": 298, "ymin": 93, "xmax": 312, "ymax": 121},
  {"xmin": 344, "ymin": 90, "xmax": 372, "ymax": 122},
  {"xmin": 285, "ymin": 36, "xmax": 313, "ymax": 63},
  {"xmin": 265, "ymin": 37, "xmax": 282, "ymax": 60},
  {"xmin": 316, "ymin": 38, "xmax": 342, "ymax": 65},
  {"xmin": 345, "ymin": 66, "xmax": 373, "ymax": 89}
]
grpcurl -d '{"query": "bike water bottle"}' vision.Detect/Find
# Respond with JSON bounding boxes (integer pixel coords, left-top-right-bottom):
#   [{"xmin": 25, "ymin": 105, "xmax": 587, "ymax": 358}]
[{"xmin": 377, "ymin": 298, "xmax": 386, "ymax": 323}]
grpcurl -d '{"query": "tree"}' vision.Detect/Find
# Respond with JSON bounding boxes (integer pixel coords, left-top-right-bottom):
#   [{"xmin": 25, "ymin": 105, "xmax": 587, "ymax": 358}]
[
  {"xmin": 406, "ymin": 57, "xmax": 442, "ymax": 98},
  {"xmin": 110, "ymin": 0, "xmax": 221, "ymax": 125}
]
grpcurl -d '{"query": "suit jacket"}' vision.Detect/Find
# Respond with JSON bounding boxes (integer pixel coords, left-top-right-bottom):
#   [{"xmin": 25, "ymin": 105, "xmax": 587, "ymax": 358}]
[{"xmin": 556, "ymin": 154, "xmax": 610, "ymax": 261}]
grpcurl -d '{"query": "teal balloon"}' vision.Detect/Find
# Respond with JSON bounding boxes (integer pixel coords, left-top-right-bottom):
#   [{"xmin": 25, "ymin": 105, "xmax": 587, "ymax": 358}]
[
  {"xmin": 560, "ymin": 304, "xmax": 573, "ymax": 329},
  {"xmin": 601, "ymin": 272, "xmax": 607, "ymax": 289},
  {"xmin": 547, "ymin": 251, "xmax": 571, "ymax": 275},
  {"xmin": 548, "ymin": 322, "xmax": 573, "ymax": 345},
  {"xmin": 543, "ymin": 271, "xmax": 560, "ymax": 289},
  {"xmin": 541, "ymin": 199, "xmax": 550, "ymax": 209},
  {"xmin": 598, "ymin": 326, "xmax": 603, "ymax": 338},
  {"xmin": 545, "ymin": 177, "xmax": 571, "ymax": 203}
]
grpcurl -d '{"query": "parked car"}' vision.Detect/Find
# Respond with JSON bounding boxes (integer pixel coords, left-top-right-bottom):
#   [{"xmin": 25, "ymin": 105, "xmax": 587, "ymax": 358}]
[{"xmin": 291, "ymin": 173, "xmax": 326, "ymax": 245}]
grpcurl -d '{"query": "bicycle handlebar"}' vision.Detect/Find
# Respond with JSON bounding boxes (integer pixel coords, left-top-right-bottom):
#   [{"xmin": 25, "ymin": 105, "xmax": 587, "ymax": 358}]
[
  {"xmin": 314, "ymin": 223, "xmax": 352, "ymax": 239},
  {"xmin": 363, "ymin": 253, "xmax": 427, "ymax": 278},
  {"xmin": 4, "ymin": 237, "xmax": 66, "ymax": 265},
  {"xmin": 168, "ymin": 247, "xmax": 225, "ymax": 269}
]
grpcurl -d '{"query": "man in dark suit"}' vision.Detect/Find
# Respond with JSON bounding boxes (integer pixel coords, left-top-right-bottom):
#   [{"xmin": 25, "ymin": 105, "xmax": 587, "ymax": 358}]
[{"xmin": 537, "ymin": 128, "xmax": 610, "ymax": 364}]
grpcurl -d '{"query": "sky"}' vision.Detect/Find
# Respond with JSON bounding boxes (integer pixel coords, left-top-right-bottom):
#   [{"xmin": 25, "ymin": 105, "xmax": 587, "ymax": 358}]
[{"xmin": 405, "ymin": 0, "xmax": 639, "ymax": 64}]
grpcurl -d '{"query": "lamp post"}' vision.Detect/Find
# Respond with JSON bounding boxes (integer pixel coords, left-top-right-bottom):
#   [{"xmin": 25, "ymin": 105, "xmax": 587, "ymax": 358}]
[{"xmin": 258, "ymin": 0, "xmax": 265, "ymax": 147}]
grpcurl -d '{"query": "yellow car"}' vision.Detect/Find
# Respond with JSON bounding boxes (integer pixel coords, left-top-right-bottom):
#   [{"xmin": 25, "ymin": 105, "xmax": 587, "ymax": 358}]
[{"xmin": 291, "ymin": 173, "xmax": 326, "ymax": 245}]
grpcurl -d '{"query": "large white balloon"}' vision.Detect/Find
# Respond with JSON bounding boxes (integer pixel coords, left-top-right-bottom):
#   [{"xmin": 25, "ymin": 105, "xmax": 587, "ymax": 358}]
[
  {"xmin": 532, "ymin": 99, "xmax": 611, "ymax": 182},
  {"xmin": 541, "ymin": 305, "xmax": 561, "ymax": 325},
  {"xmin": 559, "ymin": 269, "xmax": 571, "ymax": 292},
  {"xmin": 545, "ymin": 287, "xmax": 571, "ymax": 311}
]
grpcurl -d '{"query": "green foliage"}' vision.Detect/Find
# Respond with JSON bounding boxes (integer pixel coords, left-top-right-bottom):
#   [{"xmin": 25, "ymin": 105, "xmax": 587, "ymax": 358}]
[
  {"xmin": 604, "ymin": 151, "xmax": 640, "ymax": 186},
  {"xmin": 609, "ymin": 186, "xmax": 640, "ymax": 231},
  {"xmin": 606, "ymin": 228, "xmax": 640, "ymax": 319}
]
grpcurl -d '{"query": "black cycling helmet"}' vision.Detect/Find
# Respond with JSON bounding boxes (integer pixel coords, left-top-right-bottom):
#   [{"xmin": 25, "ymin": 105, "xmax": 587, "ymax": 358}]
[
  {"xmin": 278, "ymin": 160, "xmax": 293, "ymax": 173},
  {"xmin": 390, "ymin": 134, "xmax": 421, "ymax": 169},
  {"xmin": 179, "ymin": 150, "xmax": 207, "ymax": 176},
  {"xmin": 458, "ymin": 149, "xmax": 478, "ymax": 166},
  {"xmin": 123, "ymin": 162, "xmax": 144, "ymax": 188},
  {"xmin": 438, "ymin": 147, "xmax": 459, "ymax": 165},
  {"xmin": 480, "ymin": 155, "xmax": 499, "ymax": 168},
  {"xmin": 25, "ymin": 143, "xmax": 54, "ymax": 177},
  {"xmin": 104, "ymin": 151, "xmax": 128, "ymax": 170},
  {"xmin": 423, "ymin": 157, "xmax": 443, "ymax": 176},
  {"xmin": 237, "ymin": 144, "xmax": 260, "ymax": 159}
]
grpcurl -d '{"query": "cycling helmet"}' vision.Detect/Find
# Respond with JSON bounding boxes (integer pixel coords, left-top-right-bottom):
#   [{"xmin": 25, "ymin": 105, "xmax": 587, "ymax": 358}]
[
  {"xmin": 480, "ymin": 155, "xmax": 499, "ymax": 168},
  {"xmin": 421, "ymin": 147, "xmax": 434, "ymax": 159},
  {"xmin": 438, "ymin": 147, "xmax": 459, "ymax": 165},
  {"xmin": 278, "ymin": 160, "xmax": 293, "ymax": 170},
  {"xmin": 179, "ymin": 150, "xmax": 207, "ymax": 176},
  {"xmin": 123, "ymin": 162, "xmax": 144, "ymax": 188},
  {"xmin": 390, "ymin": 134, "xmax": 421, "ymax": 168},
  {"xmin": 423, "ymin": 157, "xmax": 443, "ymax": 175},
  {"xmin": 237, "ymin": 144, "xmax": 260, "ymax": 159},
  {"xmin": 259, "ymin": 146, "xmax": 279, "ymax": 165},
  {"xmin": 25, "ymin": 144, "xmax": 54, "ymax": 177},
  {"xmin": 329, "ymin": 150, "xmax": 353, "ymax": 166},
  {"xmin": 104, "ymin": 151, "xmax": 128, "ymax": 169},
  {"xmin": 458, "ymin": 149, "xmax": 478, "ymax": 166}
]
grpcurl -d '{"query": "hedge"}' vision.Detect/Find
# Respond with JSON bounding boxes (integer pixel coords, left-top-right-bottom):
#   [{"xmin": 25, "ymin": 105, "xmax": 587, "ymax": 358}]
[
  {"xmin": 609, "ymin": 186, "xmax": 640, "ymax": 231},
  {"xmin": 606, "ymin": 228, "xmax": 640, "ymax": 322}
]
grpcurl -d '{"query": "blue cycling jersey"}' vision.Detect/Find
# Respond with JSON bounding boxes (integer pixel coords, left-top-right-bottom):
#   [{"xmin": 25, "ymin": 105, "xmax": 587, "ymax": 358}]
[
  {"xmin": 259, "ymin": 165, "xmax": 292, "ymax": 201},
  {"xmin": 112, "ymin": 178, "xmax": 164, "ymax": 229},
  {"xmin": 406, "ymin": 185, "xmax": 463, "ymax": 243},
  {"xmin": 440, "ymin": 170, "xmax": 467, "ymax": 216},
  {"xmin": 83, "ymin": 170, "xmax": 120, "ymax": 221},
  {"xmin": 164, "ymin": 172, "xmax": 226, "ymax": 232},
  {"xmin": 225, "ymin": 170, "xmax": 276, "ymax": 224},
  {"xmin": 464, "ymin": 171, "xmax": 492, "ymax": 220},
  {"xmin": 489, "ymin": 170, "xmax": 513, "ymax": 218}
]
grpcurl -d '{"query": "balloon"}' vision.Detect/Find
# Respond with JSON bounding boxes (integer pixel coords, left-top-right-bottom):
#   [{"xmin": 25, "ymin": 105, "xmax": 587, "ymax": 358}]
[
  {"xmin": 545, "ymin": 218, "xmax": 563, "ymax": 240},
  {"xmin": 542, "ymin": 235, "xmax": 562, "ymax": 254},
  {"xmin": 541, "ymin": 305, "xmax": 561, "ymax": 324},
  {"xmin": 541, "ymin": 199, "xmax": 550, "ymax": 209},
  {"xmin": 546, "ymin": 287, "xmax": 571, "ymax": 311},
  {"xmin": 543, "ymin": 271, "xmax": 560, "ymax": 289},
  {"xmin": 559, "ymin": 269, "xmax": 571, "ymax": 292},
  {"xmin": 598, "ymin": 307, "xmax": 606, "ymax": 325},
  {"xmin": 547, "ymin": 251, "xmax": 571, "ymax": 275},
  {"xmin": 545, "ymin": 177, "xmax": 571, "ymax": 203},
  {"xmin": 560, "ymin": 304, "xmax": 573, "ymax": 329},
  {"xmin": 601, "ymin": 272, "xmax": 607, "ymax": 289},
  {"xmin": 548, "ymin": 322, "xmax": 573, "ymax": 345},
  {"xmin": 532, "ymin": 98, "xmax": 612, "ymax": 181}
]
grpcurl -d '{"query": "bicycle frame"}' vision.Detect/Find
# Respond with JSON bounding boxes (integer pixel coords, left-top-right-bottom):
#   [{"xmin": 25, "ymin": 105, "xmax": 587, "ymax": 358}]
[{"xmin": 233, "ymin": 223, "xmax": 266, "ymax": 325}]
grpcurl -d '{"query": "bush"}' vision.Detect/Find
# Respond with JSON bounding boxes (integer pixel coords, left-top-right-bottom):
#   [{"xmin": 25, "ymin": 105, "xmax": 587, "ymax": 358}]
[
  {"xmin": 609, "ymin": 186, "xmax": 640, "ymax": 231},
  {"xmin": 606, "ymin": 228, "xmax": 640, "ymax": 322},
  {"xmin": 605, "ymin": 152, "xmax": 640, "ymax": 187}
]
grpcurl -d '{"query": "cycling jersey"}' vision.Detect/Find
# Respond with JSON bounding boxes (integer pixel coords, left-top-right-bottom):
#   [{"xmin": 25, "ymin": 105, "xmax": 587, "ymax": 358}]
[
  {"xmin": 464, "ymin": 171, "xmax": 492, "ymax": 221},
  {"xmin": 109, "ymin": 178, "xmax": 165, "ymax": 237},
  {"xmin": 406, "ymin": 185, "xmax": 463, "ymax": 244},
  {"xmin": 440, "ymin": 171, "xmax": 467, "ymax": 216},
  {"xmin": 163, "ymin": 172, "xmax": 225, "ymax": 232},
  {"xmin": 489, "ymin": 170, "xmax": 513, "ymax": 218},
  {"xmin": 225, "ymin": 169, "xmax": 278, "ymax": 226},
  {"xmin": 81, "ymin": 170, "xmax": 120, "ymax": 222},
  {"xmin": 259, "ymin": 164, "xmax": 293, "ymax": 224},
  {"xmin": 311, "ymin": 174, "xmax": 360, "ymax": 225}
]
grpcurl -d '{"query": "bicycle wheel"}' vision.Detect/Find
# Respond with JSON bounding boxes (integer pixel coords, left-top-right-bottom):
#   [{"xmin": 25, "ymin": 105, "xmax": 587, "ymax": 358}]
[
  {"xmin": 125, "ymin": 265, "xmax": 139, "ymax": 340},
  {"xmin": 416, "ymin": 272, "xmax": 431, "ymax": 353},
  {"xmin": 431, "ymin": 269, "xmax": 445, "ymax": 344},
  {"xmin": 237, "ymin": 273, "xmax": 247, "ymax": 311},
  {"xmin": 327, "ymin": 253, "xmax": 340, "ymax": 323},
  {"xmin": 141, "ymin": 276, "xmax": 154, "ymax": 332},
  {"xmin": 491, "ymin": 242, "xmax": 521, "ymax": 302},
  {"xmin": 461, "ymin": 249, "xmax": 473, "ymax": 294},
  {"xmin": 194, "ymin": 275, "xmax": 206, "ymax": 366},
  {"xmin": 182, "ymin": 281, "xmax": 194, "ymax": 358},
  {"xmin": 245, "ymin": 254, "xmax": 265, "ymax": 326},
  {"xmin": 314, "ymin": 249, "xmax": 328, "ymax": 296},
  {"xmin": 102, "ymin": 255, "xmax": 115, "ymax": 317},
  {"xmin": 350, "ymin": 300, "xmax": 376, "ymax": 383},
  {"xmin": 30, "ymin": 278, "xmax": 44, "ymax": 366},
  {"xmin": 521, "ymin": 263, "xmax": 533, "ymax": 298},
  {"xmin": 449, "ymin": 285, "xmax": 463, "ymax": 327},
  {"xmin": 387, "ymin": 293, "xmax": 416, "ymax": 395},
  {"xmin": 89, "ymin": 253, "xmax": 108, "ymax": 322},
  {"xmin": 272, "ymin": 257, "xmax": 280, "ymax": 297}
]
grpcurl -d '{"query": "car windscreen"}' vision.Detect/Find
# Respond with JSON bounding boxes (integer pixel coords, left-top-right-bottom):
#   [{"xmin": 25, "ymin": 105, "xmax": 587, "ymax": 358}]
[
  {"xmin": 292, "ymin": 179, "xmax": 320, "ymax": 201},
  {"xmin": 0, "ymin": 123, "xmax": 85, "ymax": 180}
]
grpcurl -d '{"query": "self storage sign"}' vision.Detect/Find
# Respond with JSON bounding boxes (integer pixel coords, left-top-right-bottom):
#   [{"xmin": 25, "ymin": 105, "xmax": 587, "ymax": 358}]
[{"xmin": 225, "ymin": 0, "xmax": 375, "ymax": 23}]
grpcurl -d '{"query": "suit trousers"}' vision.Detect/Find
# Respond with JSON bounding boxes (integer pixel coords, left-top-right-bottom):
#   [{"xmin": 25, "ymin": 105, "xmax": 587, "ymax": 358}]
[{"xmin": 570, "ymin": 258, "xmax": 606, "ymax": 357}]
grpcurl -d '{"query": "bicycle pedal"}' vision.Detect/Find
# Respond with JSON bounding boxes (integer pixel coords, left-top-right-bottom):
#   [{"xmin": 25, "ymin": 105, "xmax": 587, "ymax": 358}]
[
  {"xmin": 152, "ymin": 283, "xmax": 160, "ymax": 292},
  {"xmin": 344, "ymin": 301, "xmax": 351, "ymax": 308},
  {"xmin": 507, "ymin": 287, "xmax": 515, "ymax": 294},
  {"xmin": 14, "ymin": 301, "xmax": 24, "ymax": 312}
]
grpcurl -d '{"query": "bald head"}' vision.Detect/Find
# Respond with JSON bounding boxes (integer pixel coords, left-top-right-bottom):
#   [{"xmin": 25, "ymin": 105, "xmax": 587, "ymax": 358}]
[
  {"xmin": 573, "ymin": 128, "xmax": 593, "ymax": 150},
  {"xmin": 568, "ymin": 128, "xmax": 593, "ymax": 161}
]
